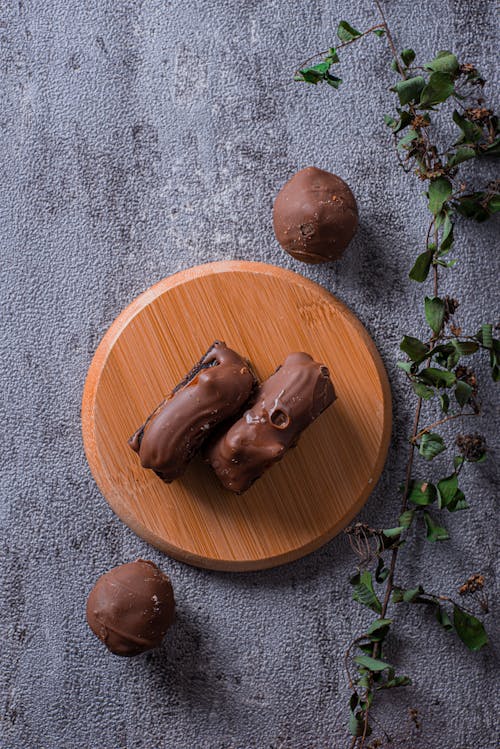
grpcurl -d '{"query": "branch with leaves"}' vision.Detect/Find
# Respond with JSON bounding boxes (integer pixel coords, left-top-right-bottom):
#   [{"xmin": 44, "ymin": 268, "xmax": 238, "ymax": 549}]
[{"xmin": 296, "ymin": 5, "xmax": 498, "ymax": 746}]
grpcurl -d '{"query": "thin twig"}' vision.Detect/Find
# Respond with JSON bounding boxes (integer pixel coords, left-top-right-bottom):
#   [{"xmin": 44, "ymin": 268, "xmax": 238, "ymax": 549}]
[
  {"xmin": 294, "ymin": 24, "xmax": 385, "ymax": 74},
  {"xmin": 422, "ymin": 593, "xmax": 481, "ymax": 618},
  {"xmin": 411, "ymin": 411, "xmax": 478, "ymax": 442},
  {"xmin": 373, "ymin": 0, "xmax": 405, "ymax": 79}
]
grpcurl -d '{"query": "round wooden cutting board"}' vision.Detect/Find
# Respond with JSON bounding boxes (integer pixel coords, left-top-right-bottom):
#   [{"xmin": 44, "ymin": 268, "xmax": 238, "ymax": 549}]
[{"xmin": 82, "ymin": 261, "xmax": 391, "ymax": 571}]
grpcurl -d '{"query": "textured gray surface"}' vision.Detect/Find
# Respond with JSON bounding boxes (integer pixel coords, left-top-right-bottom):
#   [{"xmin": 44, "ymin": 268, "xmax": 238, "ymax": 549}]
[{"xmin": 0, "ymin": 1, "xmax": 498, "ymax": 747}]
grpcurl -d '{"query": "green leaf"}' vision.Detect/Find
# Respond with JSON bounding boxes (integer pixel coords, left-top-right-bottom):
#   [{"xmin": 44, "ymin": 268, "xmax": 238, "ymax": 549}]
[
  {"xmin": 428, "ymin": 177, "xmax": 452, "ymax": 215},
  {"xmin": 419, "ymin": 368, "xmax": 456, "ymax": 387},
  {"xmin": 424, "ymin": 50, "xmax": 459, "ymax": 75},
  {"xmin": 373, "ymin": 28, "xmax": 385, "ymax": 38},
  {"xmin": 452, "ymin": 110, "xmax": 483, "ymax": 144},
  {"xmin": 437, "ymin": 473, "xmax": 458, "ymax": 508},
  {"xmin": 397, "ymin": 361, "xmax": 413, "ymax": 373},
  {"xmin": 358, "ymin": 642, "xmax": 373, "ymax": 655},
  {"xmin": 484, "ymin": 136, "xmax": 500, "ymax": 155},
  {"xmin": 403, "ymin": 585, "xmax": 424, "ymax": 602},
  {"xmin": 325, "ymin": 47, "xmax": 339, "ymax": 64},
  {"xmin": 297, "ymin": 62, "xmax": 343, "ymax": 88},
  {"xmin": 454, "ymin": 192, "xmax": 491, "ymax": 222},
  {"xmin": 446, "ymin": 349, "xmax": 460, "ymax": 369},
  {"xmin": 488, "ymin": 194, "xmax": 500, "ymax": 212},
  {"xmin": 419, "ymin": 432, "xmax": 446, "ymax": 461},
  {"xmin": 352, "ymin": 570, "xmax": 382, "ymax": 614},
  {"xmin": 481, "ymin": 323, "xmax": 493, "ymax": 349},
  {"xmin": 325, "ymin": 74, "xmax": 343, "ymax": 89},
  {"xmin": 356, "ymin": 674, "xmax": 371, "ymax": 689},
  {"xmin": 296, "ymin": 66, "xmax": 325, "ymax": 84},
  {"xmin": 409, "ymin": 250, "xmax": 433, "ymax": 282},
  {"xmin": 447, "ymin": 146, "xmax": 476, "ymax": 168},
  {"xmin": 490, "ymin": 340, "xmax": 500, "ymax": 382},
  {"xmin": 393, "ymin": 110, "xmax": 413, "ymax": 133},
  {"xmin": 401, "ymin": 48, "xmax": 416, "ymax": 67},
  {"xmin": 447, "ymin": 488, "xmax": 468, "ymax": 512},
  {"xmin": 425, "ymin": 296, "xmax": 445, "ymax": 334},
  {"xmin": 308, "ymin": 61, "xmax": 331, "ymax": 75},
  {"xmin": 391, "ymin": 76, "xmax": 425, "ymax": 105},
  {"xmin": 337, "ymin": 20, "xmax": 362, "ymax": 42},
  {"xmin": 366, "ymin": 619, "xmax": 392, "ymax": 641},
  {"xmin": 455, "ymin": 380, "xmax": 473, "ymax": 407},
  {"xmin": 409, "ymin": 480, "xmax": 437, "ymax": 505},
  {"xmin": 381, "ymin": 675, "xmax": 412, "ymax": 689},
  {"xmin": 453, "ymin": 455, "xmax": 464, "ymax": 469},
  {"xmin": 354, "ymin": 655, "xmax": 391, "ymax": 672},
  {"xmin": 412, "ymin": 382, "xmax": 434, "ymax": 399},
  {"xmin": 382, "ymin": 527, "xmax": 404, "ymax": 538},
  {"xmin": 399, "ymin": 509, "xmax": 415, "ymax": 528},
  {"xmin": 400, "ymin": 335, "xmax": 428, "ymax": 361},
  {"xmin": 436, "ymin": 605, "xmax": 453, "ymax": 631},
  {"xmin": 424, "ymin": 511, "xmax": 450, "ymax": 541},
  {"xmin": 451, "ymin": 339, "xmax": 479, "ymax": 356},
  {"xmin": 439, "ymin": 393, "xmax": 450, "ymax": 413},
  {"xmin": 420, "ymin": 72, "xmax": 455, "ymax": 106},
  {"xmin": 397, "ymin": 129, "xmax": 419, "ymax": 150},
  {"xmin": 375, "ymin": 557, "xmax": 389, "ymax": 583},
  {"xmin": 453, "ymin": 606, "xmax": 488, "ymax": 651},
  {"xmin": 440, "ymin": 213, "xmax": 454, "ymax": 253},
  {"xmin": 358, "ymin": 642, "xmax": 375, "ymax": 655},
  {"xmin": 392, "ymin": 587, "xmax": 405, "ymax": 603},
  {"xmin": 349, "ymin": 710, "xmax": 365, "ymax": 737},
  {"xmin": 349, "ymin": 693, "xmax": 359, "ymax": 712}
]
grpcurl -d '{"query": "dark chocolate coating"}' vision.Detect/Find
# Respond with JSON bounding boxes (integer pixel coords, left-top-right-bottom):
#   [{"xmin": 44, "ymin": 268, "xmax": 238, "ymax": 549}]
[
  {"xmin": 273, "ymin": 166, "xmax": 358, "ymax": 263},
  {"xmin": 86, "ymin": 559, "xmax": 175, "ymax": 657},
  {"xmin": 205, "ymin": 352, "xmax": 336, "ymax": 493},
  {"xmin": 129, "ymin": 341, "xmax": 255, "ymax": 482}
]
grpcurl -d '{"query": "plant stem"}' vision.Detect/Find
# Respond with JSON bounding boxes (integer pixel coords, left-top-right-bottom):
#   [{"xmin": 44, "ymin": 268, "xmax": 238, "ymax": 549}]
[
  {"xmin": 327, "ymin": 5, "xmax": 497, "ymax": 746},
  {"xmin": 422, "ymin": 593, "xmax": 480, "ymax": 618},
  {"xmin": 352, "ymin": 395, "xmax": 425, "ymax": 749},
  {"xmin": 412, "ymin": 411, "xmax": 478, "ymax": 442},
  {"xmin": 373, "ymin": 0, "xmax": 405, "ymax": 78},
  {"xmin": 294, "ymin": 24, "xmax": 385, "ymax": 74},
  {"xmin": 356, "ymin": 231, "xmax": 440, "ymax": 749}
]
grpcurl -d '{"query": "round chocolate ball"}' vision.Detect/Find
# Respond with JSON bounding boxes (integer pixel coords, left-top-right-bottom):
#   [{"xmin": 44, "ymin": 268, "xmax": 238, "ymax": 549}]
[
  {"xmin": 273, "ymin": 166, "xmax": 358, "ymax": 263},
  {"xmin": 86, "ymin": 559, "xmax": 175, "ymax": 656}
]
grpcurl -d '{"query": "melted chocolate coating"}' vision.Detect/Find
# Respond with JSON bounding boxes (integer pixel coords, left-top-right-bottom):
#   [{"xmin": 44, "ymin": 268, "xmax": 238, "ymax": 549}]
[
  {"xmin": 86, "ymin": 559, "xmax": 175, "ymax": 657},
  {"xmin": 273, "ymin": 166, "xmax": 358, "ymax": 263},
  {"xmin": 206, "ymin": 352, "xmax": 336, "ymax": 493},
  {"xmin": 129, "ymin": 341, "xmax": 255, "ymax": 482}
]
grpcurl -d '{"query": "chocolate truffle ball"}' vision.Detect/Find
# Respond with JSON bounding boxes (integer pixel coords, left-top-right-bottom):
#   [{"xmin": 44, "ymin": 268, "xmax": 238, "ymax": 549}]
[
  {"xmin": 273, "ymin": 166, "xmax": 358, "ymax": 263},
  {"xmin": 86, "ymin": 559, "xmax": 175, "ymax": 656}
]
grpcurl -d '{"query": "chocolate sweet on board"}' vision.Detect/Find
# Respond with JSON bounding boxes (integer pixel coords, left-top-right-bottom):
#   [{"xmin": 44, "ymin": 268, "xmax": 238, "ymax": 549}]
[
  {"xmin": 205, "ymin": 352, "xmax": 336, "ymax": 493},
  {"xmin": 273, "ymin": 166, "xmax": 358, "ymax": 263},
  {"xmin": 129, "ymin": 341, "xmax": 255, "ymax": 482},
  {"xmin": 86, "ymin": 559, "xmax": 175, "ymax": 656}
]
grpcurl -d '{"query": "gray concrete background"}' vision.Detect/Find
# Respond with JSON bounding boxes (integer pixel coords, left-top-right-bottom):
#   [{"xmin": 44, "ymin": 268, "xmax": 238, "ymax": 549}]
[{"xmin": 0, "ymin": 1, "xmax": 498, "ymax": 747}]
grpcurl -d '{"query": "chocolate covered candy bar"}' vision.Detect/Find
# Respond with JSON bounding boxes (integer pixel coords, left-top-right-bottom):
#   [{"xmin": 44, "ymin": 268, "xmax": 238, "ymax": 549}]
[
  {"xmin": 129, "ymin": 341, "xmax": 255, "ymax": 482},
  {"xmin": 205, "ymin": 352, "xmax": 336, "ymax": 493}
]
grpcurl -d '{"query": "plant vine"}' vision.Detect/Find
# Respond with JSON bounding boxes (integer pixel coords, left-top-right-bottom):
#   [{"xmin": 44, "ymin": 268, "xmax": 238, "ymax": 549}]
[{"xmin": 295, "ymin": 2, "xmax": 499, "ymax": 745}]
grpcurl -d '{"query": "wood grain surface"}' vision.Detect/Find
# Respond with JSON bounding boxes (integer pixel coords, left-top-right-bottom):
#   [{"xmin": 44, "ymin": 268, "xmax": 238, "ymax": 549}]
[{"xmin": 81, "ymin": 261, "xmax": 392, "ymax": 571}]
